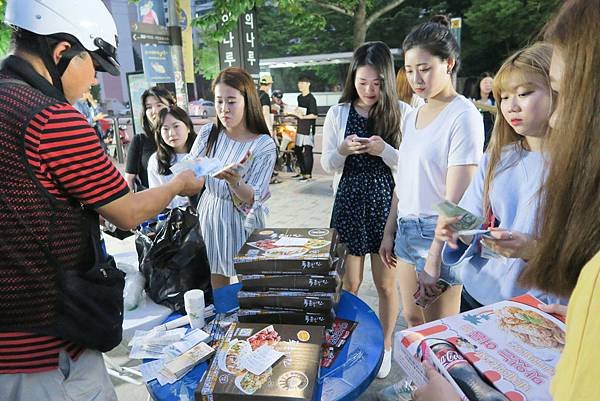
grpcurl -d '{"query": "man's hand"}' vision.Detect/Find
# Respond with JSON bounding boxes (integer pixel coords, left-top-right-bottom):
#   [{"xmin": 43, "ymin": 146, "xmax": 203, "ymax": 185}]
[{"xmin": 172, "ymin": 169, "xmax": 204, "ymax": 197}]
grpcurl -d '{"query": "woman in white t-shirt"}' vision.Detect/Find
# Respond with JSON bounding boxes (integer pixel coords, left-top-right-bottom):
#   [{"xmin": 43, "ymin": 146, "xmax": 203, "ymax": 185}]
[
  {"xmin": 147, "ymin": 106, "xmax": 198, "ymax": 209},
  {"xmin": 379, "ymin": 15, "xmax": 484, "ymax": 328}
]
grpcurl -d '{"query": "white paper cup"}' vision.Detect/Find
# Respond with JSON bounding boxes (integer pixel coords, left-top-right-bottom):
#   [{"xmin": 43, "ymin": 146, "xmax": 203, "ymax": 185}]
[{"xmin": 184, "ymin": 289, "xmax": 205, "ymax": 329}]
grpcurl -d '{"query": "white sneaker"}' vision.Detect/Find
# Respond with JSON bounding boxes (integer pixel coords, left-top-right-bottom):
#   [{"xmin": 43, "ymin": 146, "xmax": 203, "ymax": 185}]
[{"xmin": 377, "ymin": 348, "xmax": 392, "ymax": 379}]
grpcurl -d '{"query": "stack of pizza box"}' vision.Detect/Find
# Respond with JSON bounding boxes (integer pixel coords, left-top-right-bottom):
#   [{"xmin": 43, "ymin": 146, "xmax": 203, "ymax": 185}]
[{"xmin": 233, "ymin": 228, "xmax": 344, "ymax": 327}]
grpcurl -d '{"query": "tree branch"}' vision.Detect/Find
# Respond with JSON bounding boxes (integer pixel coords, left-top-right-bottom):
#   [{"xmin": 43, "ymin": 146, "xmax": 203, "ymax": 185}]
[
  {"xmin": 365, "ymin": 0, "xmax": 406, "ymax": 27},
  {"xmin": 311, "ymin": 1, "xmax": 354, "ymax": 18}
]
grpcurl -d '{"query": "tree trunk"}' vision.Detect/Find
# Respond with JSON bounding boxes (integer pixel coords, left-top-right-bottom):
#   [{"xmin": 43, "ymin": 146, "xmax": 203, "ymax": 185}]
[{"xmin": 352, "ymin": 0, "xmax": 368, "ymax": 49}]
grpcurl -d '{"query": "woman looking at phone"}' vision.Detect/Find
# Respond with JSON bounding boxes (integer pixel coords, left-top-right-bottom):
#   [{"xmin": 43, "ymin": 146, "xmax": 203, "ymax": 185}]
[
  {"xmin": 321, "ymin": 41, "xmax": 411, "ymax": 379},
  {"xmin": 379, "ymin": 15, "xmax": 483, "ymax": 328},
  {"xmin": 189, "ymin": 68, "xmax": 276, "ymax": 289},
  {"xmin": 435, "ymin": 42, "xmax": 564, "ymax": 311}
]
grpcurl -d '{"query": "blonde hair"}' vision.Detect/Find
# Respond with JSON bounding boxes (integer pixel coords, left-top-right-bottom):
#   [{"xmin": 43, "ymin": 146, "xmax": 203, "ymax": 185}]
[{"xmin": 482, "ymin": 42, "xmax": 553, "ymax": 214}]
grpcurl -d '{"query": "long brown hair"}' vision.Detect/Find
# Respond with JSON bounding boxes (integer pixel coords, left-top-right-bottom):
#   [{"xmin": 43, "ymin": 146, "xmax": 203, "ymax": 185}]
[
  {"xmin": 395, "ymin": 67, "xmax": 413, "ymax": 104},
  {"xmin": 340, "ymin": 41, "xmax": 402, "ymax": 148},
  {"xmin": 205, "ymin": 67, "xmax": 270, "ymax": 156},
  {"xmin": 482, "ymin": 42, "xmax": 553, "ymax": 214},
  {"xmin": 520, "ymin": 0, "xmax": 600, "ymax": 296},
  {"xmin": 155, "ymin": 106, "xmax": 197, "ymax": 175},
  {"xmin": 140, "ymin": 86, "xmax": 177, "ymax": 146}
]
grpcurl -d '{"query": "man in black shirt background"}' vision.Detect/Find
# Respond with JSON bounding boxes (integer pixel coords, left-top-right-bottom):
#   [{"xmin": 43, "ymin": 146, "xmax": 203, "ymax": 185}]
[{"xmin": 291, "ymin": 76, "xmax": 318, "ymax": 181}]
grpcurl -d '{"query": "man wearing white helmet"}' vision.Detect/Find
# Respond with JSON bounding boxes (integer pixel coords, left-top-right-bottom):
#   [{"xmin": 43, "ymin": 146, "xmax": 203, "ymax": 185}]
[{"xmin": 0, "ymin": 1, "xmax": 203, "ymax": 399}]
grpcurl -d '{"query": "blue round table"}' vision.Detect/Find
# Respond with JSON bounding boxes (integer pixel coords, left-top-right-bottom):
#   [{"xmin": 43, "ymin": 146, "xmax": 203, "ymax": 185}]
[{"xmin": 146, "ymin": 284, "xmax": 384, "ymax": 401}]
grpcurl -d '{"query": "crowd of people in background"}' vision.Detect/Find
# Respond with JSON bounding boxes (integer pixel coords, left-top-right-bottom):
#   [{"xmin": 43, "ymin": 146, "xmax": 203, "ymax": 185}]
[{"xmin": 1, "ymin": 0, "xmax": 599, "ymax": 400}]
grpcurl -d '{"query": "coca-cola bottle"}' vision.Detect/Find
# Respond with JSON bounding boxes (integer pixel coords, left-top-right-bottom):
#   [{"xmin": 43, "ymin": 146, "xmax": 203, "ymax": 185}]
[{"xmin": 427, "ymin": 339, "xmax": 509, "ymax": 401}]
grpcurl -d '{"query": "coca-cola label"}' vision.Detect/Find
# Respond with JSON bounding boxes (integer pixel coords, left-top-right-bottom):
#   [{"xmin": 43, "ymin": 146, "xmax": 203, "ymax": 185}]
[{"xmin": 433, "ymin": 346, "xmax": 468, "ymax": 371}]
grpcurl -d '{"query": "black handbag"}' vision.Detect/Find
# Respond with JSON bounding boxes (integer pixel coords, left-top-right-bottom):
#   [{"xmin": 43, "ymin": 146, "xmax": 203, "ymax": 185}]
[
  {"xmin": 54, "ymin": 209, "xmax": 125, "ymax": 352},
  {"xmin": 0, "ymin": 192, "xmax": 125, "ymax": 352},
  {"xmin": 136, "ymin": 206, "xmax": 213, "ymax": 313}
]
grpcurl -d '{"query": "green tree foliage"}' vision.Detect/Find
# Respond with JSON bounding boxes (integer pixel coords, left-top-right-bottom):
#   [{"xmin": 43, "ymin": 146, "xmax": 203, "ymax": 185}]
[
  {"xmin": 462, "ymin": 0, "xmax": 561, "ymax": 76},
  {"xmin": 195, "ymin": 0, "xmax": 406, "ymax": 49},
  {"xmin": 0, "ymin": 1, "xmax": 13, "ymax": 58}
]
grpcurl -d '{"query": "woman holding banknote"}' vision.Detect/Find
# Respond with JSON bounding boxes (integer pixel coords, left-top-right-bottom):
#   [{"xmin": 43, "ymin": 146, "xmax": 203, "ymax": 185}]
[
  {"xmin": 413, "ymin": 0, "xmax": 600, "ymax": 399},
  {"xmin": 189, "ymin": 68, "xmax": 276, "ymax": 289},
  {"xmin": 434, "ymin": 43, "xmax": 565, "ymax": 311}
]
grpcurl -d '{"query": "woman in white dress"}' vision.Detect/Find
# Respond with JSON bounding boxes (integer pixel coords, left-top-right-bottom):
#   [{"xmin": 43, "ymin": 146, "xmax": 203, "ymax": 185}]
[{"xmin": 189, "ymin": 68, "xmax": 277, "ymax": 289}]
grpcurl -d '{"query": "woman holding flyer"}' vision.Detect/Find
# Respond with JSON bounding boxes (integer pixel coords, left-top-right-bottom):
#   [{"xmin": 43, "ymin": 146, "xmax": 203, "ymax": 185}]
[
  {"xmin": 147, "ymin": 106, "xmax": 198, "ymax": 209},
  {"xmin": 379, "ymin": 16, "xmax": 483, "ymax": 329},
  {"xmin": 189, "ymin": 68, "xmax": 276, "ymax": 289},
  {"xmin": 434, "ymin": 43, "xmax": 564, "ymax": 311}
]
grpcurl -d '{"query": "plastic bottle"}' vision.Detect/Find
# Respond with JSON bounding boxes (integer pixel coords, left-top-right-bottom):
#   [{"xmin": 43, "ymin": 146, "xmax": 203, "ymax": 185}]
[
  {"xmin": 123, "ymin": 270, "xmax": 145, "ymax": 311},
  {"xmin": 427, "ymin": 339, "xmax": 509, "ymax": 401},
  {"xmin": 155, "ymin": 213, "xmax": 168, "ymax": 235}
]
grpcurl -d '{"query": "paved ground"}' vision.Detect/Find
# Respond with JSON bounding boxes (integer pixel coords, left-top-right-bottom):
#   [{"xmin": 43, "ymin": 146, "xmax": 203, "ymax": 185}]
[{"xmin": 104, "ymin": 164, "xmax": 408, "ymax": 400}]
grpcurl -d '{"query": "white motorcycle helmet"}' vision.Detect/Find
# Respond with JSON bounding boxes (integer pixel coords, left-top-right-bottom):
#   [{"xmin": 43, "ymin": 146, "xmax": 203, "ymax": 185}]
[{"xmin": 4, "ymin": 0, "xmax": 120, "ymax": 76}]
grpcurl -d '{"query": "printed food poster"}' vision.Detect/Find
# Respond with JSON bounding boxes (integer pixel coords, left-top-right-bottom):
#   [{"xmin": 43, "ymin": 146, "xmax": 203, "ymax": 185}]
[
  {"xmin": 394, "ymin": 295, "xmax": 565, "ymax": 401},
  {"xmin": 198, "ymin": 323, "xmax": 324, "ymax": 401}
]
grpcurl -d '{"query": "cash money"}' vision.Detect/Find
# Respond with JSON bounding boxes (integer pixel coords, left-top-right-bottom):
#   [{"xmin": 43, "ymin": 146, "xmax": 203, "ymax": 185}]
[{"xmin": 433, "ymin": 200, "xmax": 485, "ymax": 231}]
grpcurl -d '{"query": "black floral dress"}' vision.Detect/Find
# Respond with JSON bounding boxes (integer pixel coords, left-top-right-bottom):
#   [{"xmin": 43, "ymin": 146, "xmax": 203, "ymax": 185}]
[{"xmin": 330, "ymin": 106, "xmax": 395, "ymax": 256}]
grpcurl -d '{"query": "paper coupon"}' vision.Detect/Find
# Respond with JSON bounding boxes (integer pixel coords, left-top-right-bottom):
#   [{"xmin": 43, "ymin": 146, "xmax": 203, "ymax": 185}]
[{"xmin": 239, "ymin": 344, "xmax": 285, "ymax": 375}]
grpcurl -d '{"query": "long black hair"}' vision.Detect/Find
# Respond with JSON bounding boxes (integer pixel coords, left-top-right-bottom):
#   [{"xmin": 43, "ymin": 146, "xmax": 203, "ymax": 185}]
[
  {"xmin": 206, "ymin": 67, "xmax": 271, "ymax": 157},
  {"xmin": 339, "ymin": 41, "xmax": 402, "ymax": 148},
  {"xmin": 140, "ymin": 86, "xmax": 177, "ymax": 147},
  {"xmin": 403, "ymin": 15, "xmax": 461, "ymax": 77},
  {"xmin": 155, "ymin": 106, "xmax": 197, "ymax": 175}
]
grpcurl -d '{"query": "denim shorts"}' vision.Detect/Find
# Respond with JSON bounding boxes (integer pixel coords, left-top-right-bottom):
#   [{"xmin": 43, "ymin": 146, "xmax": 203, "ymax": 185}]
[{"xmin": 394, "ymin": 216, "xmax": 462, "ymax": 285}]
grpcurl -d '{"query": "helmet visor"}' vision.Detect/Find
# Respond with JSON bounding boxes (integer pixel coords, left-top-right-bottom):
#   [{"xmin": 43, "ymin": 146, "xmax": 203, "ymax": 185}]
[{"xmin": 91, "ymin": 37, "xmax": 119, "ymax": 76}]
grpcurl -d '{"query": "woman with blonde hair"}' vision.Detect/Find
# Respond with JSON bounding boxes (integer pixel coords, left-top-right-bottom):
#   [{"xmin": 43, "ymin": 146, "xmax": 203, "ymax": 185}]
[
  {"xmin": 412, "ymin": 0, "xmax": 600, "ymax": 399},
  {"xmin": 434, "ymin": 42, "xmax": 563, "ymax": 311}
]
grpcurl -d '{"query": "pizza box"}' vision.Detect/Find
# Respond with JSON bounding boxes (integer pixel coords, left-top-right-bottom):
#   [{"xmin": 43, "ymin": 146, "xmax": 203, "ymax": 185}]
[
  {"xmin": 238, "ymin": 308, "xmax": 336, "ymax": 326},
  {"xmin": 393, "ymin": 294, "xmax": 566, "ymax": 401},
  {"xmin": 234, "ymin": 228, "xmax": 340, "ymax": 275},
  {"xmin": 197, "ymin": 323, "xmax": 324, "ymax": 401},
  {"xmin": 240, "ymin": 272, "xmax": 341, "ymax": 293},
  {"xmin": 237, "ymin": 291, "xmax": 339, "ymax": 313}
]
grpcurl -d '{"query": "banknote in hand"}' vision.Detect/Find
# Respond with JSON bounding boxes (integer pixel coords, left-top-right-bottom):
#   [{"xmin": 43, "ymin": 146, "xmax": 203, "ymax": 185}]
[{"xmin": 433, "ymin": 200, "xmax": 485, "ymax": 231}]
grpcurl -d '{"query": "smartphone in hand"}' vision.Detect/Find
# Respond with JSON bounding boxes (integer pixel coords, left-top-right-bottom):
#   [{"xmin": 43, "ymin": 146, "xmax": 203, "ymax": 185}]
[
  {"xmin": 413, "ymin": 278, "xmax": 451, "ymax": 308},
  {"xmin": 354, "ymin": 137, "xmax": 371, "ymax": 143}
]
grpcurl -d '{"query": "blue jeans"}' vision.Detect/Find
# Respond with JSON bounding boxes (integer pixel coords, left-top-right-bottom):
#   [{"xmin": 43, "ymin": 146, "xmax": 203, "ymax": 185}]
[{"xmin": 394, "ymin": 216, "xmax": 462, "ymax": 285}]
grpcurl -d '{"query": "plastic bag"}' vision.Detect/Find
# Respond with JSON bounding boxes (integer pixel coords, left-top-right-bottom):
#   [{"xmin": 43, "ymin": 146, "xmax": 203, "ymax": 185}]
[{"xmin": 135, "ymin": 207, "xmax": 213, "ymax": 313}]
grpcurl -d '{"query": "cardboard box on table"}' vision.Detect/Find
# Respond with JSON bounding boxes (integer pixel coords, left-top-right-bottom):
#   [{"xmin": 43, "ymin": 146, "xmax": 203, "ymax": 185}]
[
  {"xmin": 393, "ymin": 295, "xmax": 565, "ymax": 401},
  {"xmin": 234, "ymin": 228, "xmax": 341, "ymax": 275},
  {"xmin": 197, "ymin": 323, "xmax": 324, "ymax": 401},
  {"xmin": 237, "ymin": 291, "xmax": 339, "ymax": 313}
]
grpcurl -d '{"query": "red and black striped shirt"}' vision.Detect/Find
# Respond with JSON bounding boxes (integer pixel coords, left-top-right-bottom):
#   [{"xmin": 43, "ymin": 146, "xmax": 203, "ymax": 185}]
[{"xmin": 0, "ymin": 104, "xmax": 129, "ymax": 374}]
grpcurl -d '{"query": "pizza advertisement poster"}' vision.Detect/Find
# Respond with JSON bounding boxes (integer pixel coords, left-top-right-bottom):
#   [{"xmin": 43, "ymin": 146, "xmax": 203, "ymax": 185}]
[
  {"xmin": 197, "ymin": 323, "xmax": 324, "ymax": 401},
  {"xmin": 234, "ymin": 228, "xmax": 340, "ymax": 275},
  {"xmin": 393, "ymin": 294, "xmax": 566, "ymax": 401}
]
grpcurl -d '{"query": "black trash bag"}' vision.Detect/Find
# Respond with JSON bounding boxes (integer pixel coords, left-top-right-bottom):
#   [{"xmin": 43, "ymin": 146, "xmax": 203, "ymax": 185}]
[{"xmin": 135, "ymin": 206, "xmax": 213, "ymax": 313}]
